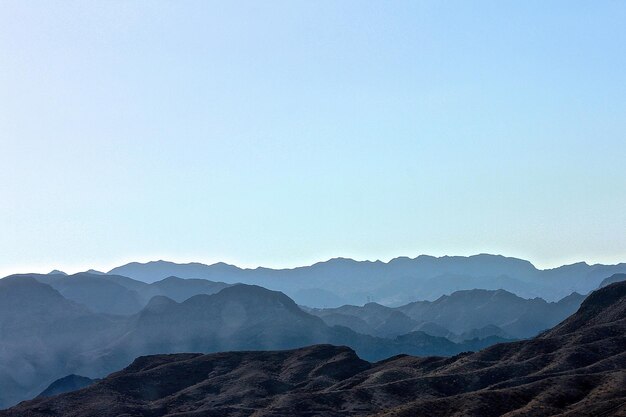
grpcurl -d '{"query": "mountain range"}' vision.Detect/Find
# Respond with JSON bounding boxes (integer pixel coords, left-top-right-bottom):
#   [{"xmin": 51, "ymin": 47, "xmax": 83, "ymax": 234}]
[
  {"xmin": 29, "ymin": 272, "xmax": 232, "ymax": 315},
  {"xmin": 4, "ymin": 280, "xmax": 625, "ymax": 416},
  {"xmin": 0, "ymin": 275, "xmax": 514, "ymax": 408},
  {"xmin": 1, "ymin": 255, "xmax": 623, "ymax": 409},
  {"xmin": 308, "ymin": 288, "xmax": 584, "ymax": 339},
  {"xmin": 105, "ymin": 254, "xmax": 626, "ymax": 306}
]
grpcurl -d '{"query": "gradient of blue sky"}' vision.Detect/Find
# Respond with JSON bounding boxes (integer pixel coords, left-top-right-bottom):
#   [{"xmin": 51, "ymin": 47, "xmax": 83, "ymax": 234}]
[{"xmin": 1, "ymin": 1, "xmax": 625, "ymax": 275}]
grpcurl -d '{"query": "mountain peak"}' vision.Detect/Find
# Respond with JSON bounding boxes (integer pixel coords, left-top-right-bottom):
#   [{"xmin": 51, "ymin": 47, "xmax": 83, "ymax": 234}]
[
  {"xmin": 543, "ymin": 280, "xmax": 626, "ymax": 338},
  {"xmin": 37, "ymin": 375, "xmax": 97, "ymax": 398},
  {"xmin": 143, "ymin": 295, "xmax": 178, "ymax": 313}
]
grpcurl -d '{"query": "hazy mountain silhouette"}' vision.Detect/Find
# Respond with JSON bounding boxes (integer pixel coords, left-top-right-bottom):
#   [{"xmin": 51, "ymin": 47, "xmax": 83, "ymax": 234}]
[
  {"xmin": 0, "ymin": 279, "xmax": 509, "ymax": 408},
  {"xmin": 107, "ymin": 255, "xmax": 626, "ymax": 306},
  {"xmin": 600, "ymin": 273, "xmax": 626, "ymax": 288},
  {"xmin": 6, "ymin": 281, "xmax": 624, "ymax": 416},
  {"xmin": 83, "ymin": 284, "xmax": 505, "ymax": 373},
  {"xmin": 10, "ymin": 272, "xmax": 232, "ymax": 315},
  {"xmin": 148, "ymin": 276, "xmax": 232, "ymax": 303},
  {"xmin": 310, "ymin": 289, "xmax": 584, "ymax": 339},
  {"xmin": 0, "ymin": 277, "xmax": 126, "ymax": 408},
  {"xmin": 37, "ymin": 375, "xmax": 98, "ymax": 398},
  {"xmin": 33, "ymin": 273, "xmax": 144, "ymax": 315}
]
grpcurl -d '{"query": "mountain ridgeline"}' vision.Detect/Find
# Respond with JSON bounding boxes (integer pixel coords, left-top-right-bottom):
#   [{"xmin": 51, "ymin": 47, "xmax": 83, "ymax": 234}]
[
  {"xmin": 107, "ymin": 255, "xmax": 626, "ymax": 305},
  {"xmin": 4, "ymin": 281, "xmax": 626, "ymax": 417},
  {"xmin": 308, "ymin": 288, "xmax": 584, "ymax": 339}
]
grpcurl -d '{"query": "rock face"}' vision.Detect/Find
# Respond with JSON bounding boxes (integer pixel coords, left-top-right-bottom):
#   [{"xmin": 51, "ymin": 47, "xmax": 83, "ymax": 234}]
[{"xmin": 4, "ymin": 281, "xmax": 626, "ymax": 417}]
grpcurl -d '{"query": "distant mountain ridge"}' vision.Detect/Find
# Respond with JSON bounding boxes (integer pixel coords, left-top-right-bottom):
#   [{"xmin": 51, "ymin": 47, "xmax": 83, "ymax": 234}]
[
  {"xmin": 10, "ymin": 272, "xmax": 232, "ymax": 315},
  {"xmin": 309, "ymin": 288, "xmax": 584, "ymax": 339},
  {"xmin": 107, "ymin": 254, "xmax": 626, "ymax": 305},
  {"xmin": 600, "ymin": 273, "xmax": 626, "ymax": 288}
]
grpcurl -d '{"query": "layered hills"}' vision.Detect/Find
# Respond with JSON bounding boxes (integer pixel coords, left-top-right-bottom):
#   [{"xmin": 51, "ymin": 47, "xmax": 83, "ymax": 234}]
[
  {"xmin": 5, "ymin": 281, "xmax": 625, "ymax": 416},
  {"xmin": 309, "ymin": 289, "xmax": 584, "ymax": 339},
  {"xmin": 0, "ymin": 276, "xmax": 513, "ymax": 408},
  {"xmin": 0, "ymin": 256, "xmax": 622, "ymax": 410}
]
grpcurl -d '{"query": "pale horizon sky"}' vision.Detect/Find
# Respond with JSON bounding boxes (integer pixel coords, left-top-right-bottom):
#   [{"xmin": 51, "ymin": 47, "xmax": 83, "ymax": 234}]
[{"xmin": 1, "ymin": 1, "xmax": 625, "ymax": 277}]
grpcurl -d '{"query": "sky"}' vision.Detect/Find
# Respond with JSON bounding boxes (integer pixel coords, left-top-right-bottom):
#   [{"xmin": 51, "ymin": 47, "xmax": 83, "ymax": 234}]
[{"xmin": 1, "ymin": 1, "xmax": 625, "ymax": 276}]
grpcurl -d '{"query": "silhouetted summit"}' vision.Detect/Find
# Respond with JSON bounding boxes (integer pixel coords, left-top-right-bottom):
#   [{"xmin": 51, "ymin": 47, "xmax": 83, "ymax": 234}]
[
  {"xmin": 37, "ymin": 375, "xmax": 97, "ymax": 398},
  {"xmin": 600, "ymin": 273, "xmax": 626, "ymax": 288}
]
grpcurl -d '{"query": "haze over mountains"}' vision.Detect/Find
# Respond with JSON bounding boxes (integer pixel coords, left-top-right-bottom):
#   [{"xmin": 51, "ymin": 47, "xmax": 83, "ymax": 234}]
[
  {"xmin": 308, "ymin": 289, "xmax": 584, "ymax": 339},
  {"xmin": 0, "ymin": 274, "xmax": 516, "ymax": 408},
  {"xmin": 107, "ymin": 254, "xmax": 626, "ymax": 306},
  {"xmin": 1, "ymin": 254, "xmax": 625, "ymax": 410},
  {"xmin": 5, "ymin": 280, "xmax": 625, "ymax": 417}
]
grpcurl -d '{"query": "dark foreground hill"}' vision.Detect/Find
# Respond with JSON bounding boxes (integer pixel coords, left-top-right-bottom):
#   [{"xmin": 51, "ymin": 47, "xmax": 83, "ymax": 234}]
[{"xmin": 5, "ymin": 281, "xmax": 626, "ymax": 417}]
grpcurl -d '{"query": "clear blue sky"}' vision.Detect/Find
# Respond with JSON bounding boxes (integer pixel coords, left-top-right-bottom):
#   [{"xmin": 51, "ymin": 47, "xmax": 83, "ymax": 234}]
[{"xmin": 1, "ymin": 1, "xmax": 625, "ymax": 276}]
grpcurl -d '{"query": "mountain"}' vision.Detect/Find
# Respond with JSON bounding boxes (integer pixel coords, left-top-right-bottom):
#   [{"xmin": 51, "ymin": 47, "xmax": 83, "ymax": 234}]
[
  {"xmin": 107, "ymin": 255, "xmax": 626, "ymax": 306},
  {"xmin": 33, "ymin": 273, "xmax": 144, "ymax": 315},
  {"xmin": 14, "ymin": 272, "xmax": 232, "ymax": 315},
  {"xmin": 148, "ymin": 276, "xmax": 231, "ymax": 303},
  {"xmin": 398, "ymin": 289, "xmax": 585, "ymax": 338},
  {"xmin": 5, "ymin": 281, "xmax": 625, "ymax": 416},
  {"xmin": 600, "ymin": 273, "xmax": 626, "ymax": 288},
  {"xmin": 109, "ymin": 260, "xmax": 242, "ymax": 284},
  {"xmin": 0, "ymin": 280, "xmax": 503, "ymax": 409},
  {"xmin": 0, "ymin": 276, "xmax": 125, "ymax": 409},
  {"xmin": 82, "ymin": 284, "xmax": 501, "ymax": 372},
  {"xmin": 311, "ymin": 289, "xmax": 584, "ymax": 339},
  {"xmin": 37, "ymin": 375, "xmax": 98, "ymax": 398}
]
